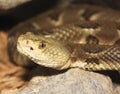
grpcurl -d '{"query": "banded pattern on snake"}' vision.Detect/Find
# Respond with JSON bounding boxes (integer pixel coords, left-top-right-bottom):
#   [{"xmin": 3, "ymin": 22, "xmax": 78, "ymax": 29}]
[{"xmin": 8, "ymin": 4, "xmax": 120, "ymax": 70}]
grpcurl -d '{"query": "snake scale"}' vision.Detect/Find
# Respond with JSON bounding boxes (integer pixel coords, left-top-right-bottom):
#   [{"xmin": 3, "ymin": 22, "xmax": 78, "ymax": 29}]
[{"xmin": 8, "ymin": 4, "xmax": 120, "ymax": 71}]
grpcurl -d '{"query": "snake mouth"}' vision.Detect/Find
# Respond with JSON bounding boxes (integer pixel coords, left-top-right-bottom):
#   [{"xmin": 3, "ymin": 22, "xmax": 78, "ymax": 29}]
[{"xmin": 22, "ymin": 53, "xmax": 65, "ymax": 69}]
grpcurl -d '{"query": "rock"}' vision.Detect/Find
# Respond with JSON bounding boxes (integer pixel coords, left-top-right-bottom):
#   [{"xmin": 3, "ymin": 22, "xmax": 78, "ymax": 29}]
[
  {"xmin": 18, "ymin": 68, "xmax": 119, "ymax": 94},
  {"xmin": 0, "ymin": 0, "xmax": 31, "ymax": 10}
]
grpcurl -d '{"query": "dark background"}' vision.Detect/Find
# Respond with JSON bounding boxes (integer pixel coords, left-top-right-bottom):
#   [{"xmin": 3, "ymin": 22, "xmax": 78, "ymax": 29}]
[{"xmin": 0, "ymin": 0, "xmax": 120, "ymax": 30}]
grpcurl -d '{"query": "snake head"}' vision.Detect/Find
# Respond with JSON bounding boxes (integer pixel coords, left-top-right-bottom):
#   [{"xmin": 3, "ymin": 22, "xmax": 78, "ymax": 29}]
[{"xmin": 17, "ymin": 32, "xmax": 71, "ymax": 70}]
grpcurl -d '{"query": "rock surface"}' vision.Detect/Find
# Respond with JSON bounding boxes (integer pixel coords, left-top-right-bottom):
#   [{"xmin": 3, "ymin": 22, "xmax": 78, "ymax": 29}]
[
  {"xmin": 19, "ymin": 68, "xmax": 120, "ymax": 94},
  {"xmin": 0, "ymin": 0, "xmax": 31, "ymax": 10}
]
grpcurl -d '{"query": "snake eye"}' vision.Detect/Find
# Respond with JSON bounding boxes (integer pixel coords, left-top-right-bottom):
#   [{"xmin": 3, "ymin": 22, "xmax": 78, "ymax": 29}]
[{"xmin": 39, "ymin": 41, "xmax": 46, "ymax": 49}]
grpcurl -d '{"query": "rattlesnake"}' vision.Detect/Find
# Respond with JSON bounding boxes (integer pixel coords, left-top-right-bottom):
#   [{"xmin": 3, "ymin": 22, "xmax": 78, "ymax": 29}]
[{"xmin": 8, "ymin": 4, "xmax": 120, "ymax": 70}]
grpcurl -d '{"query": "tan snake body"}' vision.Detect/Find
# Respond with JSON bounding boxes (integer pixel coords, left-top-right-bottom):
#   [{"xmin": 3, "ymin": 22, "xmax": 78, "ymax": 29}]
[{"xmin": 8, "ymin": 4, "xmax": 120, "ymax": 70}]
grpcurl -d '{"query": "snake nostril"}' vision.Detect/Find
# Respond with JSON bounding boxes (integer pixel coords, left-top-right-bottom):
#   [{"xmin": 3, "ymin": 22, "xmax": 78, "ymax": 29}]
[{"xmin": 30, "ymin": 47, "xmax": 34, "ymax": 50}]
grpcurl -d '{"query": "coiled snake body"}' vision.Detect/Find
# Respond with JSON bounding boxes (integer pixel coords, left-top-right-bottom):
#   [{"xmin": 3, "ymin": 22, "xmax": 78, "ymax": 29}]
[{"xmin": 8, "ymin": 4, "xmax": 120, "ymax": 70}]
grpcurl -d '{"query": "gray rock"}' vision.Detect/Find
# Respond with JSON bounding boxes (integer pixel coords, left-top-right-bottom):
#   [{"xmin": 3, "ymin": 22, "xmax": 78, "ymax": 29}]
[
  {"xmin": 18, "ymin": 68, "xmax": 119, "ymax": 94},
  {"xmin": 0, "ymin": 0, "xmax": 31, "ymax": 10}
]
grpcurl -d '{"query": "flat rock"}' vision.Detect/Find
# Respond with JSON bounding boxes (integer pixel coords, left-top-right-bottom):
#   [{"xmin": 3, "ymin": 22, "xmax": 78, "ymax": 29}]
[{"xmin": 19, "ymin": 68, "xmax": 119, "ymax": 94}]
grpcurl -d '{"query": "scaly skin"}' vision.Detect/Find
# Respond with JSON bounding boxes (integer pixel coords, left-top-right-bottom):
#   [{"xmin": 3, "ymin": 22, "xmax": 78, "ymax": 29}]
[
  {"xmin": 17, "ymin": 31, "xmax": 120, "ymax": 70},
  {"xmin": 8, "ymin": 4, "xmax": 120, "ymax": 68}
]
